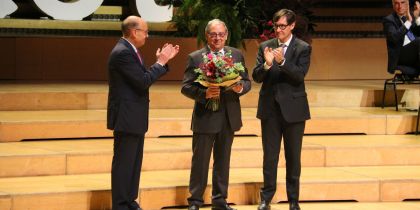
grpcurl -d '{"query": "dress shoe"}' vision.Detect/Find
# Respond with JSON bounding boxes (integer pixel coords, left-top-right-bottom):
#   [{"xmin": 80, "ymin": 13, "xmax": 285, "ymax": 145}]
[
  {"xmin": 188, "ymin": 204, "xmax": 199, "ymax": 210},
  {"xmin": 257, "ymin": 200, "xmax": 270, "ymax": 210},
  {"xmin": 129, "ymin": 201, "xmax": 142, "ymax": 210},
  {"xmin": 289, "ymin": 201, "xmax": 300, "ymax": 210},
  {"xmin": 211, "ymin": 204, "xmax": 236, "ymax": 210}
]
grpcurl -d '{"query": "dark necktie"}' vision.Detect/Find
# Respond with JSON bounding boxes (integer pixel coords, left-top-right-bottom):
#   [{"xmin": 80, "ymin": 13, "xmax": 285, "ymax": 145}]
[
  {"xmin": 136, "ymin": 51, "xmax": 143, "ymax": 65},
  {"xmin": 401, "ymin": 16, "xmax": 416, "ymax": 41}
]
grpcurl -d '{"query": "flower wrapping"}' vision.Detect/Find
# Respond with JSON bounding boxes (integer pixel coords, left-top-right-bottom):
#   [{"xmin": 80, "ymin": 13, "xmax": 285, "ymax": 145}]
[{"xmin": 194, "ymin": 50, "xmax": 245, "ymax": 111}]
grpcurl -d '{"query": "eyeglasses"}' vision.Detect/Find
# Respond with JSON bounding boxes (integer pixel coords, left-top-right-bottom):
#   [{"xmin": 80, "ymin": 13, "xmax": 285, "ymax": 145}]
[
  {"xmin": 273, "ymin": 24, "xmax": 290, "ymax": 30},
  {"xmin": 208, "ymin": 32, "xmax": 226, "ymax": 39},
  {"xmin": 133, "ymin": 28, "xmax": 149, "ymax": 35}
]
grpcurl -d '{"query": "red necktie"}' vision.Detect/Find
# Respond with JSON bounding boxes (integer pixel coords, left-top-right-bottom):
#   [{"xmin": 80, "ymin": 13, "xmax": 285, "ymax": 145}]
[{"xmin": 136, "ymin": 51, "xmax": 143, "ymax": 65}]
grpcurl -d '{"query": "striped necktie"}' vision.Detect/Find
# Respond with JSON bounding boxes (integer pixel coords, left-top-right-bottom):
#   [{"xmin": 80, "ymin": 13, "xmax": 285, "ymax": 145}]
[
  {"xmin": 401, "ymin": 16, "xmax": 416, "ymax": 42},
  {"xmin": 279, "ymin": 43, "xmax": 287, "ymax": 55}
]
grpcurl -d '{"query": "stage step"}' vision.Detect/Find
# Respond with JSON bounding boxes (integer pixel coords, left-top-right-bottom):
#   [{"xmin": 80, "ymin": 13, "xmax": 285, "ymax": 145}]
[
  {"xmin": 0, "ymin": 107, "xmax": 418, "ymax": 142},
  {"xmin": 0, "ymin": 166, "xmax": 419, "ymax": 210},
  {"xmin": 0, "ymin": 81, "xmax": 418, "ymax": 110},
  {"xmin": 168, "ymin": 202, "xmax": 420, "ymax": 210},
  {"xmin": 1, "ymin": 135, "xmax": 419, "ymax": 178}
]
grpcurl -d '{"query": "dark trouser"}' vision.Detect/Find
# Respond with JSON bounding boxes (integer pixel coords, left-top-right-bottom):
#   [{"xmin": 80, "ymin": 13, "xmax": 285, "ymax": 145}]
[
  {"xmin": 260, "ymin": 108, "xmax": 305, "ymax": 203},
  {"xmin": 112, "ymin": 131, "xmax": 145, "ymax": 210},
  {"xmin": 188, "ymin": 121, "xmax": 234, "ymax": 207},
  {"xmin": 398, "ymin": 38, "xmax": 420, "ymax": 76}
]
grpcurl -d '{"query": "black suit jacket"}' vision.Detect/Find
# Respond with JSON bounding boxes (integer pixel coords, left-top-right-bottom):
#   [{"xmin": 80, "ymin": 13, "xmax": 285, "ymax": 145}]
[
  {"xmin": 181, "ymin": 46, "xmax": 251, "ymax": 133},
  {"xmin": 252, "ymin": 36, "xmax": 311, "ymax": 123},
  {"xmin": 107, "ymin": 38, "xmax": 168, "ymax": 135},
  {"xmin": 383, "ymin": 12, "xmax": 420, "ymax": 73}
]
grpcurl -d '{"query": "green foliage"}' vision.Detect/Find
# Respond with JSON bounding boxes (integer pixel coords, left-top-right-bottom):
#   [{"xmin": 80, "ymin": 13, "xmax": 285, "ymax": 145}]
[
  {"xmin": 172, "ymin": 0, "xmax": 261, "ymax": 47},
  {"xmin": 170, "ymin": 0, "xmax": 314, "ymax": 47}
]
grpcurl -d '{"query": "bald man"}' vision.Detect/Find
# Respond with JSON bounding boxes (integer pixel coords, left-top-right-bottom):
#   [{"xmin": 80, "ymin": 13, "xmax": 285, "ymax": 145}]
[{"xmin": 107, "ymin": 16, "xmax": 179, "ymax": 210}]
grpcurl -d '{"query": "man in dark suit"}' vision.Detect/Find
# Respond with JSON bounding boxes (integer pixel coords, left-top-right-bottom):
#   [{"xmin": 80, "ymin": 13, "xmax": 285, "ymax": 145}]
[
  {"xmin": 383, "ymin": 0, "xmax": 420, "ymax": 78},
  {"xmin": 107, "ymin": 16, "xmax": 179, "ymax": 210},
  {"xmin": 252, "ymin": 9, "xmax": 311, "ymax": 210},
  {"xmin": 181, "ymin": 19, "xmax": 251, "ymax": 210}
]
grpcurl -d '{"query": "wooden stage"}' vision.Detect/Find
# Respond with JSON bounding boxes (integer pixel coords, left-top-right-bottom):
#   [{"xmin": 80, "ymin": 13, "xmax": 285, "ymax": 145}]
[{"xmin": 0, "ymin": 80, "xmax": 419, "ymax": 209}]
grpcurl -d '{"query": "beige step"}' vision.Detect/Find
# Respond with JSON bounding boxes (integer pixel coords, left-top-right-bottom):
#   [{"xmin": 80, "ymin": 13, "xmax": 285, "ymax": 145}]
[
  {"xmin": 0, "ymin": 166, "xmax": 419, "ymax": 210},
  {"xmin": 0, "ymin": 107, "xmax": 419, "ymax": 142},
  {"xmin": 1, "ymin": 135, "xmax": 420, "ymax": 178},
  {"xmin": 169, "ymin": 202, "xmax": 420, "ymax": 210},
  {"xmin": 0, "ymin": 80, "xmax": 418, "ymax": 110}
]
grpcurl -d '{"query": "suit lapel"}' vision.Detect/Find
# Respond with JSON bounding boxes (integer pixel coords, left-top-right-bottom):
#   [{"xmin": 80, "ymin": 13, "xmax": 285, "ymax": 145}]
[
  {"xmin": 121, "ymin": 38, "xmax": 146, "ymax": 70},
  {"xmin": 393, "ymin": 12, "xmax": 403, "ymax": 28},
  {"xmin": 284, "ymin": 37, "xmax": 296, "ymax": 62}
]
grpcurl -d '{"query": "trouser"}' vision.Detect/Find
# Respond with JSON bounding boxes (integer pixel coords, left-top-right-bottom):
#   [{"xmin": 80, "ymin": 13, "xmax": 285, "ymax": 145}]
[
  {"xmin": 111, "ymin": 131, "xmax": 144, "ymax": 210},
  {"xmin": 188, "ymin": 120, "xmax": 234, "ymax": 206},
  {"xmin": 259, "ymin": 107, "xmax": 305, "ymax": 203}
]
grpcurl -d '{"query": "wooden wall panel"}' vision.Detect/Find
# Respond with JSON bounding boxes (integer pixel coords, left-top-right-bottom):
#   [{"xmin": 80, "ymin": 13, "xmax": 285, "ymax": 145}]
[
  {"xmin": 0, "ymin": 37, "xmax": 390, "ymax": 81},
  {"xmin": 307, "ymin": 38, "xmax": 389, "ymax": 80},
  {"xmin": 0, "ymin": 38, "xmax": 16, "ymax": 79}
]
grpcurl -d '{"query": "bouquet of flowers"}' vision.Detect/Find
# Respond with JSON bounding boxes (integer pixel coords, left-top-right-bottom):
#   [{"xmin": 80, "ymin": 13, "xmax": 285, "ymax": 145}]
[{"xmin": 194, "ymin": 50, "xmax": 245, "ymax": 111}]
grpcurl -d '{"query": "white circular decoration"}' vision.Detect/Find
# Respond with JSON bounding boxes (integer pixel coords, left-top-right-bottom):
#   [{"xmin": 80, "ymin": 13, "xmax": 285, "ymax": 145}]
[
  {"xmin": 136, "ymin": 0, "xmax": 173, "ymax": 22},
  {"xmin": 0, "ymin": 0, "xmax": 18, "ymax": 18},
  {"xmin": 32, "ymin": 0, "xmax": 103, "ymax": 20}
]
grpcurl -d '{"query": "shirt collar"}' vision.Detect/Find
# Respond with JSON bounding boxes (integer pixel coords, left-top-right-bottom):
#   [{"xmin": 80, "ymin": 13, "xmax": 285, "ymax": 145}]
[
  {"xmin": 122, "ymin": 37, "xmax": 138, "ymax": 53},
  {"xmin": 278, "ymin": 35, "xmax": 293, "ymax": 47},
  {"xmin": 208, "ymin": 46, "xmax": 225, "ymax": 55}
]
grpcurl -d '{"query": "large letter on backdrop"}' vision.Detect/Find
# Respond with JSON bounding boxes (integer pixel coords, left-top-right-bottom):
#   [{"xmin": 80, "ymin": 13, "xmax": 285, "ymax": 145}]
[
  {"xmin": 32, "ymin": 0, "xmax": 103, "ymax": 20},
  {"xmin": 135, "ymin": 0, "xmax": 173, "ymax": 22},
  {"xmin": 0, "ymin": 0, "xmax": 18, "ymax": 18}
]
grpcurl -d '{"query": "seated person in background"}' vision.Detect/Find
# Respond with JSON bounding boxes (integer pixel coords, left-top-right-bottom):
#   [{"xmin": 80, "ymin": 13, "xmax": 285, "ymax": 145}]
[{"xmin": 383, "ymin": 0, "xmax": 420, "ymax": 79}]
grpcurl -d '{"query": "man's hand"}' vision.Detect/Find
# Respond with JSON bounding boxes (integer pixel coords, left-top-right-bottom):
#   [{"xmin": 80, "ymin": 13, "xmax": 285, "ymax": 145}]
[
  {"xmin": 414, "ymin": 1, "xmax": 420, "ymax": 19},
  {"xmin": 231, "ymin": 82, "xmax": 243, "ymax": 93},
  {"xmin": 205, "ymin": 85, "xmax": 220, "ymax": 99},
  {"xmin": 263, "ymin": 47, "xmax": 275, "ymax": 66},
  {"xmin": 407, "ymin": 0, "xmax": 413, "ymax": 22},
  {"xmin": 169, "ymin": 45, "xmax": 180, "ymax": 60},
  {"xmin": 156, "ymin": 43, "xmax": 179, "ymax": 65},
  {"xmin": 272, "ymin": 47, "xmax": 285, "ymax": 64}
]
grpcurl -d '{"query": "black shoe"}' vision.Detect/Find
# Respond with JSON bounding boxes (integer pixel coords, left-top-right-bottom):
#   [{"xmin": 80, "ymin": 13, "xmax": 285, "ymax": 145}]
[
  {"xmin": 129, "ymin": 201, "xmax": 141, "ymax": 210},
  {"xmin": 257, "ymin": 200, "xmax": 271, "ymax": 210},
  {"xmin": 211, "ymin": 204, "xmax": 236, "ymax": 210},
  {"xmin": 289, "ymin": 201, "xmax": 300, "ymax": 210},
  {"xmin": 188, "ymin": 204, "xmax": 199, "ymax": 210}
]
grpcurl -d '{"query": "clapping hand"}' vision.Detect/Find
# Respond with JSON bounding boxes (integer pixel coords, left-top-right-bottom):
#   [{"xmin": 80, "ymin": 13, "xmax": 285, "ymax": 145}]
[
  {"xmin": 263, "ymin": 47, "xmax": 275, "ymax": 66},
  {"xmin": 272, "ymin": 47, "xmax": 285, "ymax": 64},
  {"xmin": 406, "ymin": 0, "xmax": 413, "ymax": 22},
  {"xmin": 264, "ymin": 46, "xmax": 284, "ymax": 66},
  {"xmin": 414, "ymin": 1, "xmax": 420, "ymax": 19},
  {"xmin": 156, "ymin": 43, "xmax": 180, "ymax": 65}
]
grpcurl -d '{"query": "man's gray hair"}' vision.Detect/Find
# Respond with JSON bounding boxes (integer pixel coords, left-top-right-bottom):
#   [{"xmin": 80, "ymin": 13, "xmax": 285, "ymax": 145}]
[{"xmin": 205, "ymin": 19, "xmax": 228, "ymax": 34}]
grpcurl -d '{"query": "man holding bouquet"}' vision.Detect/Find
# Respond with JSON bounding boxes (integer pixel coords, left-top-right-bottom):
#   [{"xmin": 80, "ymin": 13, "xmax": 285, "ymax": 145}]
[
  {"xmin": 252, "ymin": 9, "xmax": 311, "ymax": 210},
  {"xmin": 181, "ymin": 19, "xmax": 251, "ymax": 210}
]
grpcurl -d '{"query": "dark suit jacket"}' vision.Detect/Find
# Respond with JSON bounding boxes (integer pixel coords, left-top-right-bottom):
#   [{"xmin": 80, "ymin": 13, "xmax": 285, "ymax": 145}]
[
  {"xmin": 107, "ymin": 38, "xmax": 168, "ymax": 135},
  {"xmin": 383, "ymin": 12, "xmax": 420, "ymax": 73},
  {"xmin": 252, "ymin": 36, "xmax": 311, "ymax": 123},
  {"xmin": 181, "ymin": 46, "xmax": 251, "ymax": 133}
]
